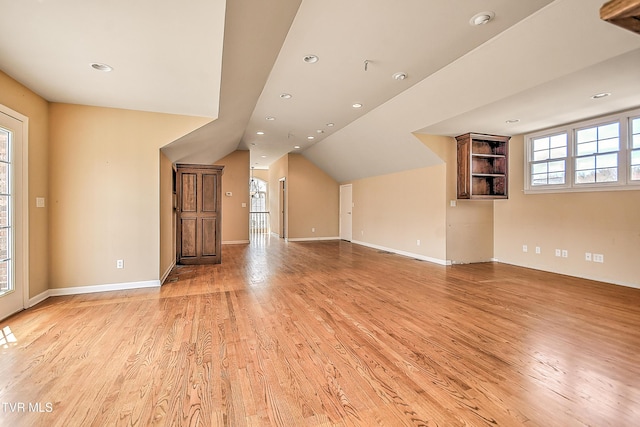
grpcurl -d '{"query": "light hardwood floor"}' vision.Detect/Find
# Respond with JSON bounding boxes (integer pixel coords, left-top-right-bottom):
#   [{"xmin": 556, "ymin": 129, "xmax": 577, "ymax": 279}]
[{"xmin": 1, "ymin": 238, "xmax": 639, "ymax": 426}]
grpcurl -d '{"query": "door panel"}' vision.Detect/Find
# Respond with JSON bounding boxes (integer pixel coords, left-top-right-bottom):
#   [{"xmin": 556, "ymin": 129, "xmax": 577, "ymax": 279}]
[
  {"xmin": 340, "ymin": 184, "xmax": 352, "ymax": 241},
  {"xmin": 175, "ymin": 164, "xmax": 223, "ymax": 265}
]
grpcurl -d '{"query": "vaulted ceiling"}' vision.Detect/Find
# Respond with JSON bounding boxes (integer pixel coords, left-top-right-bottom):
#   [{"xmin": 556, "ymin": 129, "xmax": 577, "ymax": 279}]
[{"xmin": 2, "ymin": 0, "xmax": 640, "ymax": 183}]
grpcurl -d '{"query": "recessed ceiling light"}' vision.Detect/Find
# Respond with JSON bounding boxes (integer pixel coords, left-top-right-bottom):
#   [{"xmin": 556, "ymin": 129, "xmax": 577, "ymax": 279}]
[
  {"xmin": 256, "ymin": 131, "xmax": 265, "ymax": 135},
  {"xmin": 280, "ymin": 93, "xmax": 292, "ymax": 99},
  {"xmin": 326, "ymin": 123, "xmax": 335, "ymax": 127},
  {"xmin": 266, "ymin": 116, "xmax": 276, "ymax": 121},
  {"xmin": 505, "ymin": 119, "xmax": 520, "ymax": 124},
  {"xmin": 392, "ymin": 72, "xmax": 408, "ymax": 81},
  {"xmin": 261, "ymin": 155, "xmax": 267, "ymax": 158},
  {"xmin": 303, "ymin": 55, "xmax": 319, "ymax": 63},
  {"xmin": 316, "ymin": 129, "xmax": 325, "ymax": 134},
  {"xmin": 91, "ymin": 62, "xmax": 113, "ymax": 72},
  {"xmin": 352, "ymin": 103, "xmax": 363, "ymax": 108},
  {"xmin": 250, "ymin": 143, "xmax": 256, "ymax": 146},
  {"xmin": 307, "ymin": 136, "xmax": 315, "ymax": 140},
  {"xmin": 591, "ymin": 92, "xmax": 611, "ymax": 99},
  {"xmin": 469, "ymin": 11, "xmax": 495, "ymax": 26},
  {"xmin": 294, "ymin": 145, "xmax": 301, "ymax": 149}
]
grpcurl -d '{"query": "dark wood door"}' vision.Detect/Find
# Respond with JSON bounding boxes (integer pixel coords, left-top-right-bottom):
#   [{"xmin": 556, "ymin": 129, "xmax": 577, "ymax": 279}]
[{"xmin": 175, "ymin": 164, "xmax": 223, "ymax": 264}]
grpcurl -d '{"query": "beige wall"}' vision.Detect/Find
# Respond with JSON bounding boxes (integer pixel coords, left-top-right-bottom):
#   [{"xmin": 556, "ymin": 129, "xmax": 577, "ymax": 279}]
[
  {"xmin": 159, "ymin": 151, "xmax": 175, "ymax": 281},
  {"xmin": 215, "ymin": 150, "xmax": 250, "ymax": 243},
  {"xmin": 0, "ymin": 71, "xmax": 50, "ymax": 298},
  {"xmin": 351, "ymin": 165, "xmax": 447, "ymax": 262},
  {"xmin": 288, "ymin": 154, "xmax": 339, "ymax": 239},
  {"xmin": 494, "ymin": 135, "xmax": 640, "ymax": 287},
  {"xmin": 48, "ymin": 103, "xmax": 209, "ymax": 288},
  {"xmin": 416, "ymin": 133, "xmax": 495, "ymax": 263}
]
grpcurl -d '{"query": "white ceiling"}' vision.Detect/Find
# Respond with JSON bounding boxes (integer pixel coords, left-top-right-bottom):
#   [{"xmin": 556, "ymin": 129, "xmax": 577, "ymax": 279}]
[{"xmin": 2, "ymin": 0, "xmax": 640, "ymax": 183}]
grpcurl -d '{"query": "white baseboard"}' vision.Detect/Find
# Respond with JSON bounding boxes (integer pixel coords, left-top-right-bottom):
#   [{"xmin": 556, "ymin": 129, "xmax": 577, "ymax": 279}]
[
  {"xmin": 222, "ymin": 240, "xmax": 250, "ymax": 245},
  {"xmin": 286, "ymin": 236, "xmax": 340, "ymax": 242},
  {"xmin": 351, "ymin": 240, "xmax": 451, "ymax": 266},
  {"xmin": 27, "ymin": 280, "xmax": 161, "ymax": 308}
]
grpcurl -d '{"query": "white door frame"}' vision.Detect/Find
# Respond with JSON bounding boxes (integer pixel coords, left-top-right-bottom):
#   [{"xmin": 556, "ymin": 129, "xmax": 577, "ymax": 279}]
[
  {"xmin": 0, "ymin": 104, "xmax": 29, "ymax": 320},
  {"xmin": 339, "ymin": 184, "xmax": 352, "ymax": 241}
]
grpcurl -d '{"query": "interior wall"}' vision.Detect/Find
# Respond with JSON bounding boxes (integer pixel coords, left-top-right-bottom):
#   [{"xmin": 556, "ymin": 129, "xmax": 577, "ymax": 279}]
[
  {"xmin": 0, "ymin": 71, "xmax": 49, "ymax": 299},
  {"xmin": 215, "ymin": 150, "xmax": 250, "ymax": 243},
  {"xmin": 351, "ymin": 164, "xmax": 447, "ymax": 263},
  {"xmin": 415, "ymin": 133, "xmax": 495, "ymax": 263},
  {"xmin": 287, "ymin": 154, "xmax": 339, "ymax": 239},
  {"xmin": 494, "ymin": 135, "xmax": 640, "ymax": 288},
  {"xmin": 159, "ymin": 151, "xmax": 175, "ymax": 282},
  {"xmin": 48, "ymin": 103, "xmax": 209, "ymax": 289},
  {"xmin": 268, "ymin": 154, "xmax": 288, "ymax": 237}
]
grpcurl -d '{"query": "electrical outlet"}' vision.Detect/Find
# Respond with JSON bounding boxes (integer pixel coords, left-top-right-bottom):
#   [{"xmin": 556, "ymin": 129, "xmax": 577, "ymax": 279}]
[
  {"xmin": 522, "ymin": 245, "xmax": 528, "ymax": 253},
  {"xmin": 116, "ymin": 259, "xmax": 124, "ymax": 269},
  {"xmin": 555, "ymin": 249, "xmax": 561, "ymax": 257},
  {"xmin": 594, "ymin": 253, "xmax": 604, "ymax": 263},
  {"xmin": 585, "ymin": 252, "xmax": 592, "ymax": 261},
  {"xmin": 535, "ymin": 246, "xmax": 541, "ymax": 254},
  {"xmin": 562, "ymin": 250, "xmax": 568, "ymax": 258}
]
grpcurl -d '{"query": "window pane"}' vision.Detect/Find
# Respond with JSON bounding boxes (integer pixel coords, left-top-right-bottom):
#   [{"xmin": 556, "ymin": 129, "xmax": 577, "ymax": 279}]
[
  {"xmin": 596, "ymin": 167, "xmax": 617, "ymax": 182},
  {"xmin": 532, "ymin": 163, "xmax": 548, "ymax": 174},
  {"xmin": 0, "ymin": 130, "xmax": 8, "ymax": 162},
  {"xmin": 598, "ymin": 122, "xmax": 619, "ymax": 139},
  {"xmin": 0, "ymin": 228, "xmax": 9, "ymax": 260},
  {"xmin": 632, "ymin": 150, "xmax": 640, "ymax": 166},
  {"xmin": 576, "ymin": 170, "xmax": 595, "ymax": 183},
  {"xmin": 596, "ymin": 153, "xmax": 617, "ymax": 168},
  {"xmin": 548, "ymin": 172, "xmax": 565, "ymax": 184},
  {"xmin": 532, "ymin": 174, "xmax": 548, "ymax": 186},
  {"xmin": 550, "ymin": 134, "xmax": 567, "ymax": 148},
  {"xmin": 549, "ymin": 147, "xmax": 566, "ymax": 159},
  {"xmin": 633, "ymin": 117, "xmax": 640, "ymax": 135},
  {"xmin": 577, "ymin": 141, "xmax": 597, "ymax": 156},
  {"xmin": 576, "ymin": 156, "xmax": 595, "ymax": 171},
  {"xmin": 549, "ymin": 160, "xmax": 564, "ymax": 172},
  {"xmin": 533, "ymin": 150, "xmax": 549, "ymax": 161},
  {"xmin": 533, "ymin": 137, "xmax": 549, "ymax": 151},
  {"xmin": 0, "ymin": 162, "xmax": 8, "ymax": 195},
  {"xmin": 632, "ymin": 165, "xmax": 640, "ymax": 181},
  {"xmin": 598, "ymin": 137, "xmax": 619, "ymax": 153},
  {"xmin": 0, "ymin": 260, "xmax": 8, "ymax": 292},
  {"xmin": 0, "ymin": 196, "xmax": 8, "ymax": 228},
  {"xmin": 633, "ymin": 134, "xmax": 640, "ymax": 149},
  {"xmin": 577, "ymin": 127, "xmax": 597, "ymax": 143}
]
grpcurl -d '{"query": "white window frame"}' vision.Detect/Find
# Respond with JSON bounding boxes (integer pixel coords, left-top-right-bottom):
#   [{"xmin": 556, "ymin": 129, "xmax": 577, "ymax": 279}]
[{"xmin": 525, "ymin": 107, "xmax": 640, "ymax": 194}]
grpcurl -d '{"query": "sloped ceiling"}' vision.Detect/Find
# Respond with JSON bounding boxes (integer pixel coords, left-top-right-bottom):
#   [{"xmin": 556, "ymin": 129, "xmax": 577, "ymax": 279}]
[{"xmin": 2, "ymin": 0, "xmax": 640, "ymax": 183}]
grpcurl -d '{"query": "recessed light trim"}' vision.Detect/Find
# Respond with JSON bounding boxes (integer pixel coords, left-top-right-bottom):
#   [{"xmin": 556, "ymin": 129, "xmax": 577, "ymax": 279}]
[
  {"xmin": 256, "ymin": 131, "xmax": 265, "ymax": 135},
  {"xmin": 352, "ymin": 103, "xmax": 363, "ymax": 108},
  {"xmin": 303, "ymin": 54, "xmax": 319, "ymax": 64},
  {"xmin": 470, "ymin": 11, "xmax": 495, "ymax": 26},
  {"xmin": 294, "ymin": 145, "xmax": 301, "ymax": 149},
  {"xmin": 326, "ymin": 123, "xmax": 335, "ymax": 127},
  {"xmin": 591, "ymin": 92, "xmax": 611, "ymax": 99},
  {"xmin": 91, "ymin": 62, "xmax": 113, "ymax": 72},
  {"xmin": 392, "ymin": 72, "xmax": 408, "ymax": 81},
  {"xmin": 316, "ymin": 129, "xmax": 324, "ymax": 134},
  {"xmin": 307, "ymin": 136, "xmax": 315, "ymax": 140},
  {"xmin": 266, "ymin": 116, "xmax": 276, "ymax": 121},
  {"xmin": 505, "ymin": 119, "xmax": 520, "ymax": 124},
  {"xmin": 280, "ymin": 93, "xmax": 292, "ymax": 99}
]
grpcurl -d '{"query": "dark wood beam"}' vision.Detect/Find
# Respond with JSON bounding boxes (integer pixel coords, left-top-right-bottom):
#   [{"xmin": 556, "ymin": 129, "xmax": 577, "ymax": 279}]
[{"xmin": 600, "ymin": 0, "xmax": 640, "ymax": 35}]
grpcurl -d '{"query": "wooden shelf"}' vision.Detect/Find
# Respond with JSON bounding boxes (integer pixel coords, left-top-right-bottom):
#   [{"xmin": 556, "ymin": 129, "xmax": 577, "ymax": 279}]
[{"xmin": 456, "ymin": 133, "xmax": 510, "ymax": 199}]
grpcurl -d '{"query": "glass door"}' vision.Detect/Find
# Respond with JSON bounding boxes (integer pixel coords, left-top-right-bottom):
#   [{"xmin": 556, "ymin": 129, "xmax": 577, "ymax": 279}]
[{"xmin": 0, "ymin": 110, "xmax": 24, "ymax": 320}]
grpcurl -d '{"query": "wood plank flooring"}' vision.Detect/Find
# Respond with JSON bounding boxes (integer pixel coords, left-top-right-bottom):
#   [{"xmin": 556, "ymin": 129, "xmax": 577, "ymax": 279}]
[{"xmin": 1, "ymin": 238, "xmax": 640, "ymax": 426}]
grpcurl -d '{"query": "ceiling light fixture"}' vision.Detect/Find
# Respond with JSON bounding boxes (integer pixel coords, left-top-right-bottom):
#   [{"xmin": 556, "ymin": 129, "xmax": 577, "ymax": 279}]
[
  {"xmin": 307, "ymin": 136, "xmax": 315, "ymax": 140},
  {"xmin": 505, "ymin": 119, "xmax": 520, "ymax": 124},
  {"xmin": 294, "ymin": 145, "xmax": 301, "ymax": 149},
  {"xmin": 91, "ymin": 62, "xmax": 113, "ymax": 72},
  {"xmin": 469, "ymin": 11, "xmax": 495, "ymax": 26},
  {"xmin": 591, "ymin": 92, "xmax": 611, "ymax": 99},
  {"xmin": 392, "ymin": 72, "xmax": 408, "ymax": 81},
  {"xmin": 303, "ymin": 54, "xmax": 319, "ymax": 63},
  {"xmin": 316, "ymin": 129, "xmax": 325, "ymax": 134},
  {"xmin": 326, "ymin": 123, "xmax": 335, "ymax": 127},
  {"xmin": 280, "ymin": 93, "xmax": 292, "ymax": 99},
  {"xmin": 256, "ymin": 131, "xmax": 265, "ymax": 135},
  {"xmin": 266, "ymin": 116, "xmax": 276, "ymax": 121},
  {"xmin": 352, "ymin": 103, "xmax": 363, "ymax": 108}
]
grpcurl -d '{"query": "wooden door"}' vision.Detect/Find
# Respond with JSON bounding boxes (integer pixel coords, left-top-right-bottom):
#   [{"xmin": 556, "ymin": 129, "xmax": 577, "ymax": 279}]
[{"xmin": 175, "ymin": 164, "xmax": 223, "ymax": 264}]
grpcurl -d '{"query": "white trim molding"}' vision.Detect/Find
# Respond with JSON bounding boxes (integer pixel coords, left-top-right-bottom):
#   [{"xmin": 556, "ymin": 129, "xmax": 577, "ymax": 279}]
[
  {"xmin": 286, "ymin": 236, "xmax": 340, "ymax": 242},
  {"xmin": 222, "ymin": 240, "xmax": 250, "ymax": 245},
  {"xmin": 351, "ymin": 240, "xmax": 451, "ymax": 266},
  {"xmin": 161, "ymin": 261, "xmax": 176, "ymax": 284}
]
